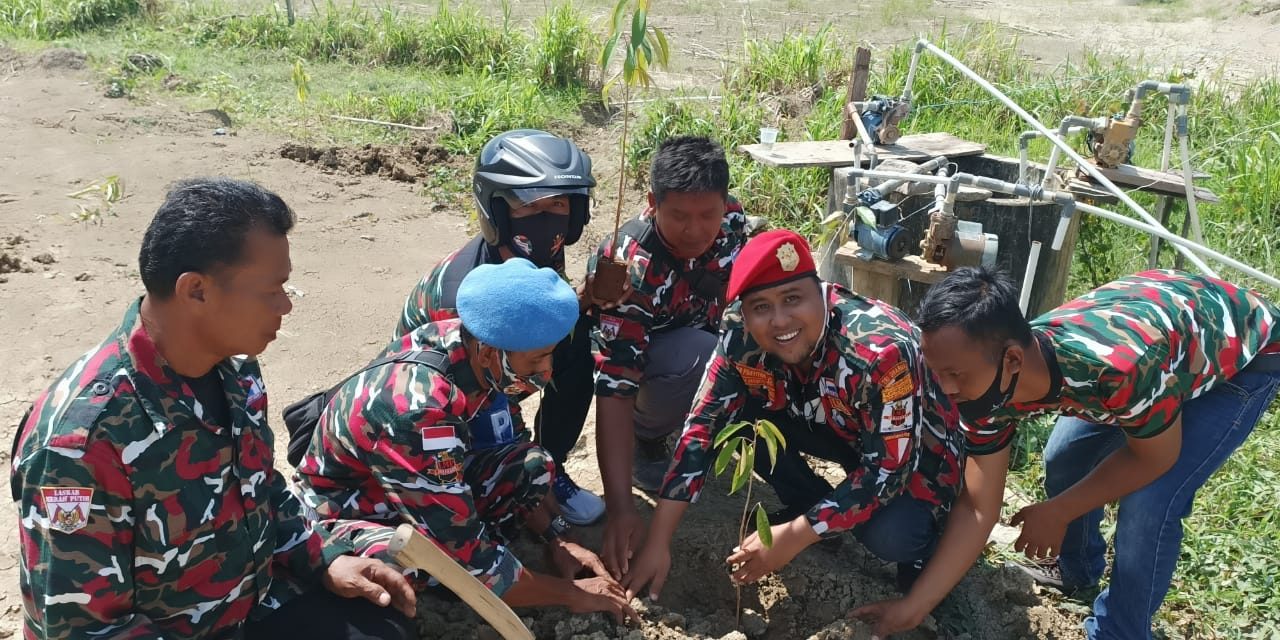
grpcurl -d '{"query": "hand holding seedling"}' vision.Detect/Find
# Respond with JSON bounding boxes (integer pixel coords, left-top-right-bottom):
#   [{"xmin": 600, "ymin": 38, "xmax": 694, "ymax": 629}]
[{"xmin": 726, "ymin": 517, "xmax": 818, "ymax": 584}]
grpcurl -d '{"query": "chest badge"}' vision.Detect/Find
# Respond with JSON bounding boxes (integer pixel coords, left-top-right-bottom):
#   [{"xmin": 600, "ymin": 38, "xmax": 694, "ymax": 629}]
[{"xmin": 41, "ymin": 487, "xmax": 93, "ymax": 534}]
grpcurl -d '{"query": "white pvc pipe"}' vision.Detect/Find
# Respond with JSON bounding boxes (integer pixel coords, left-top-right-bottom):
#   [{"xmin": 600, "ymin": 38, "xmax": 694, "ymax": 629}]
[
  {"xmin": 1178, "ymin": 109, "xmax": 1206, "ymax": 245},
  {"xmin": 911, "ymin": 39, "xmax": 1216, "ymax": 276},
  {"xmin": 1042, "ymin": 116, "xmax": 1105, "ymax": 188},
  {"xmin": 1076, "ymin": 201, "xmax": 1280, "ymax": 289},
  {"xmin": 851, "ymin": 108, "xmax": 879, "ymax": 169},
  {"xmin": 1020, "ymin": 241, "xmax": 1043, "ymax": 316},
  {"xmin": 1148, "ymin": 103, "xmax": 1178, "ymax": 268}
]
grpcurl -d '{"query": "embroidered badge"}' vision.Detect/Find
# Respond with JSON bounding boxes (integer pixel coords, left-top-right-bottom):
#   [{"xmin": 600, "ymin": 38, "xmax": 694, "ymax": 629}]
[
  {"xmin": 776, "ymin": 243, "xmax": 800, "ymax": 272},
  {"xmin": 599, "ymin": 315, "xmax": 623, "ymax": 342},
  {"xmin": 883, "ymin": 431, "xmax": 912, "ymax": 466},
  {"xmin": 424, "ymin": 451, "xmax": 463, "ymax": 485},
  {"xmin": 734, "ymin": 363, "xmax": 778, "ymax": 404},
  {"xmin": 819, "ymin": 378, "xmax": 852, "ymax": 415},
  {"xmin": 41, "ymin": 487, "xmax": 93, "ymax": 534},
  {"xmin": 421, "ymin": 425, "xmax": 463, "ymax": 451},
  {"xmin": 878, "ymin": 361, "xmax": 916, "ymax": 403},
  {"xmin": 880, "ymin": 398, "xmax": 913, "ymax": 433}
]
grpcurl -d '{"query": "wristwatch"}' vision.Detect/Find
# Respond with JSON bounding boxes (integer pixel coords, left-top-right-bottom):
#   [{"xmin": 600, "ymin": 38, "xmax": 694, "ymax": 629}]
[{"xmin": 538, "ymin": 515, "xmax": 571, "ymax": 543}]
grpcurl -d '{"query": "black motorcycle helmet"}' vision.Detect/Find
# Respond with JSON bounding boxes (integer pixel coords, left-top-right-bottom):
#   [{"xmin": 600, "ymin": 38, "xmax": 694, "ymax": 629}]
[{"xmin": 473, "ymin": 129, "xmax": 595, "ymax": 248}]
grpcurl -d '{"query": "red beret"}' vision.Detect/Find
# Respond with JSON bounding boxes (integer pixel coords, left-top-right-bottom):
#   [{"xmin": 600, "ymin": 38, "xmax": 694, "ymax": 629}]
[{"xmin": 726, "ymin": 229, "xmax": 817, "ymax": 301}]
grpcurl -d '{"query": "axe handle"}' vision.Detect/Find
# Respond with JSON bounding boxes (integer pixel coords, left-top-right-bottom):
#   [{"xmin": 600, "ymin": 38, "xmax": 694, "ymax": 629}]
[{"xmin": 387, "ymin": 524, "xmax": 533, "ymax": 640}]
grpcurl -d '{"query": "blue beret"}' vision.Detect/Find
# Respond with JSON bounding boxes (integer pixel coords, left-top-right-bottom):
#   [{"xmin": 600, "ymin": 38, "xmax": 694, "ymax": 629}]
[{"xmin": 456, "ymin": 258, "xmax": 579, "ymax": 351}]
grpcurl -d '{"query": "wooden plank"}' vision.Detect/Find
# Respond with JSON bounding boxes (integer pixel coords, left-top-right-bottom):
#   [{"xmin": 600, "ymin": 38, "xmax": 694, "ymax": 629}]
[
  {"xmin": 833, "ymin": 247, "xmax": 950, "ymax": 284},
  {"xmin": 739, "ymin": 132, "xmax": 986, "ymax": 168},
  {"xmin": 840, "ymin": 47, "xmax": 872, "ymax": 140},
  {"xmin": 1077, "ymin": 162, "xmax": 1220, "ymax": 203}
]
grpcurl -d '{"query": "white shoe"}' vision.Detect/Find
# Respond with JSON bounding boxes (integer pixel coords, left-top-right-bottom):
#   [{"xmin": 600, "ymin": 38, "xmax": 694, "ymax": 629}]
[{"xmin": 553, "ymin": 471, "xmax": 606, "ymax": 525}]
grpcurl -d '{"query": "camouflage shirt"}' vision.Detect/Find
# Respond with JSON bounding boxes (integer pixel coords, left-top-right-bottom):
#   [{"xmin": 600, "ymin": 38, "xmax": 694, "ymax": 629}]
[
  {"xmin": 10, "ymin": 299, "xmax": 342, "ymax": 640},
  {"xmin": 294, "ymin": 319, "xmax": 527, "ymax": 596},
  {"xmin": 590, "ymin": 197, "xmax": 748, "ymax": 397},
  {"xmin": 964, "ymin": 270, "xmax": 1280, "ymax": 455},
  {"xmin": 660, "ymin": 284, "xmax": 965, "ymax": 536}
]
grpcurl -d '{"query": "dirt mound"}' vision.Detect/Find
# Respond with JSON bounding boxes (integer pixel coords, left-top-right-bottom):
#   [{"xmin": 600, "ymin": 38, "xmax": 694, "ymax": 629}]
[
  {"xmin": 35, "ymin": 48, "xmax": 87, "ymax": 70},
  {"xmin": 280, "ymin": 142, "xmax": 457, "ymax": 184}
]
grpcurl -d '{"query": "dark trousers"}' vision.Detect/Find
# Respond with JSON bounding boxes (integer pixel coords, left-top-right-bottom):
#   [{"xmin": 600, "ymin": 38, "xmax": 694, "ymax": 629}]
[
  {"xmin": 535, "ymin": 314, "xmax": 596, "ymax": 464},
  {"xmin": 243, "ymin": 588, "xmax": 414, "ymax": 640},
  {"xmin": 751, "ymin": 412, "xmax": 940, "ymax": 564}
]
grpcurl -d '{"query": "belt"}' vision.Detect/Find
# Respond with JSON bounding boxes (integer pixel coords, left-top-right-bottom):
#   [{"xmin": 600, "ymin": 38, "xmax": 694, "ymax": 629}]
[{"xmin": 1244, "ymin": 351, "xmax": 1280, "ymax": 374}]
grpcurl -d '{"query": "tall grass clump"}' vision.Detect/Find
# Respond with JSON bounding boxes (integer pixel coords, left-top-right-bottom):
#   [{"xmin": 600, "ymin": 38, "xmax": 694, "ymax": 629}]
[
  {"xmin": 731, "ymin": 24, "xmax": 844, "ymax": 94},
  {"xmin": 529, "ymin": 1, "xmax": 595, "ymax": 88},
  {"xmin": 0, "ymin": 0, "xmax": 152, "ymax": 38}
]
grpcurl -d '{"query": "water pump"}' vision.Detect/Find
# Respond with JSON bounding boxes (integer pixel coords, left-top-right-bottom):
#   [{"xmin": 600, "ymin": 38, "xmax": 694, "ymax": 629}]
[{"xmin": 858, "ymin": 96, "xmax": 911, "ymax": 146}]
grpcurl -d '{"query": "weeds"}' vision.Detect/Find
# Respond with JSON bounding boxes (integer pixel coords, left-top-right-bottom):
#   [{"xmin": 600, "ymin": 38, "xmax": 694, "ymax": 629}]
[
  {"xmin": 66, "ymin": 176, "xmax": 123, "ymax": 225},
  {"xmin": 0, "ymin": 0, "xmax": 152, "ymax": 38}
]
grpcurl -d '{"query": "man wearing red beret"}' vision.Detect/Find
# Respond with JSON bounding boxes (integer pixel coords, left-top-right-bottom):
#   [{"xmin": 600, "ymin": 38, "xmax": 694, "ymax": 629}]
[{"xmin": 623, "ymin": 230, "xmax": 965, "ymax": 603}]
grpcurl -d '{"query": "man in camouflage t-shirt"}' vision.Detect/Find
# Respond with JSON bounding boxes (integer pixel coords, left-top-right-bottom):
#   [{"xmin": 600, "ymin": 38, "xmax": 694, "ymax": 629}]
[
  {"xmin": 589, "ymin": 136, "xmax": 750, "ymax": 578},
  {"xmin": 855, "ymin": 268, "xmax": 1280, "ymax": 640},
  {"xmin": 11, "ymin": 179, "xmax": 414, "ymax": 640},
  {"xmin": 623, "ymin": 230, "xmax": 963, "ymax": 604}
]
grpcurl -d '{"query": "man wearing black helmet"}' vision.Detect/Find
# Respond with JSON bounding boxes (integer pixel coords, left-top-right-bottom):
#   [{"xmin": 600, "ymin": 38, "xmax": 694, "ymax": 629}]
[{"xmin": 394, "ymin": 129, "xmax": 607, "ymax": 526}]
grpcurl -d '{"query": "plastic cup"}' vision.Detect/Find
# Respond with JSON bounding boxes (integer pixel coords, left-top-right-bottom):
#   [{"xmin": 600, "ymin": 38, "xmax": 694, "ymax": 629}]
[{"xmin": 759, "ymin": 126, "xmax": 779, "ymax": 151}]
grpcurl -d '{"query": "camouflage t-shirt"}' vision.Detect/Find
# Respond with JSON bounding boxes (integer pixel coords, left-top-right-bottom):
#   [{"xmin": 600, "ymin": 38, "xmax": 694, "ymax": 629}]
[
  {"xmin": 11, "ymin": 299, "xmax": 340, "ymax": 640},
  {"xmin": 964, "ymin": 270, "xmax": 1280, "ymax": 455},
  {"xmin": 294, "ymin": 319, "xmax": 526, "ymax": 596},
  {"xmin": 659, "ymin": 284, "xmax": 965, "ymax": 536},
  {"xmin": 589, "ymin": 197, "xmax": 748, "ymax": 398}
]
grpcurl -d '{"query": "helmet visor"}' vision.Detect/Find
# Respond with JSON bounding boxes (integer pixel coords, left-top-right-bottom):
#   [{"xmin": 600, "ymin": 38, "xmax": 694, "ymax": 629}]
[{"xmin": 503, "ymin": 186, "xmax": 590, "ymax": 207}]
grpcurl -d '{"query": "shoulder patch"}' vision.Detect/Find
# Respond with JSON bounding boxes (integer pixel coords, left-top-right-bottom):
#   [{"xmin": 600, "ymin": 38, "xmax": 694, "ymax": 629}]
[
  {"xmin": 878, "ymin": 361, "xmax": 915, "ymax": 403},
  {"xmin": 734, "ymin": 363, "xmax": 778, "ymax": 404},
  {"xmin": 47, "ymin": 377, "xmax": 115, "ymax": 451},
  {"xmin": 41, "ymin": 487, "xmax": 93, "ymax": 533}
]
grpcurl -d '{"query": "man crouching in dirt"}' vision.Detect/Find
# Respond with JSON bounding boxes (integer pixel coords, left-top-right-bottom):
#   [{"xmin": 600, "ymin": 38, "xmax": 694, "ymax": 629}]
[
  {"xmin": 294, "ymin": 258, "xmax": 639, "ymax": 623},
  {"xmin": 11, "ymin": 178, "xmax": 416, "ymax": 640},
  {"xmin": 624, "ymin": 230, "xmax": 965, "ymax": 604},
  {"xmin": 394, "ymin": 129, "xmax": 610, "ymax": 528},
  {"xmin": 855, "ymin": 267, "xmax": 1280, "ymax": 639}
]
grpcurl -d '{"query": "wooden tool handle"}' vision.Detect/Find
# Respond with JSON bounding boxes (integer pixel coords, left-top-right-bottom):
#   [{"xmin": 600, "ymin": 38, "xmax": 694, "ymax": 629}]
[{"xmin": 387, "ymin": 524, "xmax": 533, "ymax": 640}]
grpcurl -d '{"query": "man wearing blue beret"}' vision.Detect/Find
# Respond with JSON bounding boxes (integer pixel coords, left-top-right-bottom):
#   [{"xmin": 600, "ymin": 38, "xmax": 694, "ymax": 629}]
[{"xmin": 295, "ymin": 259, "xmax": 637, "ymax": 622}]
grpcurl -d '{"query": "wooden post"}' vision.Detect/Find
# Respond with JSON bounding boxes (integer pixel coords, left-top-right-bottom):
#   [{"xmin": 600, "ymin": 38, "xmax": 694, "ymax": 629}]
[{"xmin": 840, "ymin": 47, "xmax": 872, "ymax": 140}]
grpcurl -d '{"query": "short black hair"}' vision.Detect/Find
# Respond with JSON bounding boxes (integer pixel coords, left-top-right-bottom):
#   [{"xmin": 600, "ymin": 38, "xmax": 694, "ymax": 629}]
[
  {"xmin": 916, "ymin": 267, "xmax": 1032, "ymax": 361},
  {"xmin": 139, "ymin": 178, "xmax": 295, "ymax": 298},
  {"xmin": 649, "ymin": 136, "xmax": 730, "ymax": 205}
]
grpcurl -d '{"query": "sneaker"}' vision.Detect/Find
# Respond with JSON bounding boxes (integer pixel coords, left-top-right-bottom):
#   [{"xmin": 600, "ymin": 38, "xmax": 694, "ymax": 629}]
[
  {"xmin": 1008, "ymin": 558, "xmax": 1095, "ymax": 597},
  {"xmin": 553, "ymin": 471, "xmax": 605, "ymax": 526},
  {"xmin": 632, "ymin": 437, "xmax": 671, "ymax": 493}
]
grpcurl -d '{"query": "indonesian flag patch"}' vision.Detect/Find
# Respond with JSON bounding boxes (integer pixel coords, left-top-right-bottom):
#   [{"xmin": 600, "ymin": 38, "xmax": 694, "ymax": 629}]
[
  {"xmin": 41, "ymin": 487, "xmax": 93, "ymax": 534},
  {"xmin": 421, "ymin": 425, "xmax": 463, "ymax": 451}
]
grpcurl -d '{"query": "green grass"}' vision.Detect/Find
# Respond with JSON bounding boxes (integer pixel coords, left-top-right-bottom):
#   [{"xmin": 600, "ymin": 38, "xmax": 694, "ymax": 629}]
[{"xmin": 4, "ymin": 2, "xmax": 1280, "ymax": 635}]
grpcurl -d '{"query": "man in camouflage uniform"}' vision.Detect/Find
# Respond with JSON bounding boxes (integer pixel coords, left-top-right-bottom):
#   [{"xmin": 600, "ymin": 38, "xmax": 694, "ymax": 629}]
[
  {"xmin": 855, "ymin": 268, "xmax": 1280, "ymax": 639},
  {"xmin": 296, "ymin": 259, "xmax": 637, "ymax": 623},
  {"xmin": 394, "ymin": 129, "xmax": 607, "ymax": 526},
  {"xmin": 11, "ymin": 178, "xmax": 415, "ymax": 640},
  {"xmin": 590, "ymin": 135, "xmax": 750, "ymax": 577},
  {"xmin": 623, "ymin": 230, "xmax": 964, "ymax": 602}
]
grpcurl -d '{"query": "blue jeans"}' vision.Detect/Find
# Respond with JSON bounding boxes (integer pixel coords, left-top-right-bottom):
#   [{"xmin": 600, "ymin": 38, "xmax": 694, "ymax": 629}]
[{"xmin": 1043, "ymin": 370, "xmax": 1280, "ymax": 640}]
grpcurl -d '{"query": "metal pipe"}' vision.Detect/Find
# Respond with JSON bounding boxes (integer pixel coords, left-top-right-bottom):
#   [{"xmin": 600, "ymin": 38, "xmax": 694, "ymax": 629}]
[
  {"xmin": 1019, "ymin": 241, "xmax": 1043, "ymax": 316},
  {"xmin": 1042, "ymin": 116, "xmax": 1106, "ymax": 188},
  {"xmin": 1019, "ymin": 127, "xmax": 1086, "ymax": 185},
  {"xmin": 1076, "ymin": 201, "xmax": 1280, "ymax": 289},
  {"xmin": 911, "ymin": 39, "xmax": 1215, "ymax": 275},
  {"xmin": 1148, "ymin": 103, "xmax": 1179, "ymax": 267},
  {"xmin": 1177, "ymin": 106, "xmax": 1206, "ymax": 245}
]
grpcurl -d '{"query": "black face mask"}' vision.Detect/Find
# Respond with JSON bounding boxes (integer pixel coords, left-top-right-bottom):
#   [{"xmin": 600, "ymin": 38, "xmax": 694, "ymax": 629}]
[
  {"xmin": 508, "ymin": 212, "xmax": 569, "ymax": 268},
  {"xmin": 956, "ymin": 347, "xmax": 1020, "ymax": 422}
]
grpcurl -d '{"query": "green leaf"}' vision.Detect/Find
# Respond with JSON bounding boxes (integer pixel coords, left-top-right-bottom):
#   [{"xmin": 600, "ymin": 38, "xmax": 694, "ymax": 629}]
[
  {"xmin": 762, "ymin": 429, "xmax": 779, "ymax": 472},
  {"xmin": 610, "ymin": 0, "xmax": 628, "ymax": 33},
  {"xmin": 714, "ymin": 440, "xmax": 737, "ymax": 476},
  {"xmin": 856, "ymin": 206, "xmax": 877, "ymax": 227},
  {"xmin": 713, "ymin": 421, "xmax": 753, "ymax": 448},
  {"xmin": 623, "ymin": 45, "xmax": 636, "ymax": 83},
  {"xmin": 599, "ymin": 32, "xmax": 620, "ymax": 70},
  {"xmin": 601, "ymin": 74, "xmax": 619, "ymax": 103},
  {"xmin": 730, "ymin": 440, "xmax": 754, "ymax": 494},
  {"xmin": 630, "ymin": 8, "xmax": 647, "ymax": 52},
  {"xmin": 651, "ymin": 27, "xmax": 671, "ymax": 66},
  {"xmin": 755, "ymin": 503, "xmax": 773, "ymax": 548},
  {"xmin": 756, "ymin": 418, "xmax": 787, "ymax": 452},
  {"xmin": 639, "ymin": 37, "xmax": 653, "ymax": 67}
]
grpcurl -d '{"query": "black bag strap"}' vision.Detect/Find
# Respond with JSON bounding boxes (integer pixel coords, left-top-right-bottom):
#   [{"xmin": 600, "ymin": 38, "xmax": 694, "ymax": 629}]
[{"xmin": 324, "ymin": 349, "xmax": 452, "ymax": 398}]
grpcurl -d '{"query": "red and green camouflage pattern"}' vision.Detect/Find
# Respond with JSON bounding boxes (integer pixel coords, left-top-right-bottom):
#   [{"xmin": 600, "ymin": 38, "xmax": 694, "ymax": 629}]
[
  {"xmin": 294, "ymin": 319, "xmax": 551, "ymax": 596},
  {"xmin": 964, "ymin": 269, "xmax": 1280, "ymax": 455},
  {"xmin": 11, "ymin": 299, "xmax": 342, "ymax": 640},
  {"xmin": 589, "ymin": 197, "xmax": 748, "ymax": 398},
  {"xmin": 659, "ymin": 284, "xmax": 965, "ymax": 536}
]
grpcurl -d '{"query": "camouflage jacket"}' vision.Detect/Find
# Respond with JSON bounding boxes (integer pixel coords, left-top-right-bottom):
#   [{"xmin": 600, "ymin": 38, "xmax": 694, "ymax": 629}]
[
  {"xmin": 589, "ymin": 197, "xmax": 748, "ymax": 398},
  {"xmin": 659, "ymin": 284, "xmax": 965, "ymax": 536},
  {"xmin": 964, "ymin": 270, "xmax": 1280, "ymax": 455},
  {"xmin": 294, "ymin": 319, "xmax": 526, "ymax": 596},
  {"xmin": 10, "ymin": 299, "xmax": 342, "ymax": 640}
]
